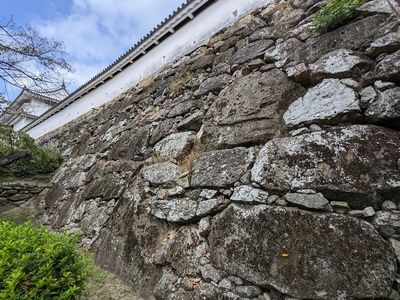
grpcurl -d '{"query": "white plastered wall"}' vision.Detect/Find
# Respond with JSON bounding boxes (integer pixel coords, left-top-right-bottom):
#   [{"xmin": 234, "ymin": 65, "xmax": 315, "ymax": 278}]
[{"xmin": 27, "ymin": 0, "xmax": 270, "ymax": 138}]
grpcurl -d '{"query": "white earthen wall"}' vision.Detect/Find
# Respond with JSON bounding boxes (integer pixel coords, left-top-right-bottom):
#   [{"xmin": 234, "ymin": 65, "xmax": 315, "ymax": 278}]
[{"xmin": 27, "ymin": 0, "xmax": 269, "ymax": 138}]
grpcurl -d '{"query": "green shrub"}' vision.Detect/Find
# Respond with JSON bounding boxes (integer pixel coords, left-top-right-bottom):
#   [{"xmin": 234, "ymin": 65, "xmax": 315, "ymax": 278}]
[
  {"xmin": 0, "ymin": 221, "xmax": 92, "ymax": 299},
  {"xmin": 0, "ymin": 126, "xmax": 62, "ymax": 178},
  {"xmin": 313, "ymin": 0, "xmax": 365, "ymax": 34}
]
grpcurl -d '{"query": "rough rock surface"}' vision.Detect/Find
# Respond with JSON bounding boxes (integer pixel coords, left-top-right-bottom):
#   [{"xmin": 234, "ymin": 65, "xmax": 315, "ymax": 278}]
[
  {"xmin": 191, "ymin": 148, "xmax": 255, "ymax": 188},
  {"xmin": 309, "ymin": 49, "xmax": 375, "ymax": 83},
  {"xmin": 251, "ymin": 125, "xmax": 400, "ymax": 209},
  {"xmin": 209, "ymin": 204, "xmax": 396, "ymax": 300},
  {"xmin": 283, "ymin": 79, "xmax": 361, "ymax": 128},
  {"xmin": 365, "ymin": 87, "xmax": 400, "ymax": 129},
  {"xmin": 201, "ymin": 70, "xmax": 304, "ymax": 147},
  {"xmin": 153, "ymin": 132, "xmax": 195, "ymax": 160},
  {"xmin": 26, "ymin": 1, "xmax": 400, "ymax": 299}
]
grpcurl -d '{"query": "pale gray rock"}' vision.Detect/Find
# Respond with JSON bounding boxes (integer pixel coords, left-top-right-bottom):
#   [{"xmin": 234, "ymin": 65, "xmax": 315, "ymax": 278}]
[
  {"xmin": 191, "ymin": 148, "xmax": 255, "ymax": 188},
  {"xmin": 348, "ymin": 210, "xmax": 365, "ymax": 218},
  {"xmin": 330, "ymin": 201, "xmax": 349, "ymax": 214},
  {"xmin": 201, "ymin": 264, "xmax": 223, "ymax": 283},
  {"xmin": 218, "ymin": 278, "xmax": 235, "ymax": 291},
  {"xmin": 373, "ymin": 211, "xmax": 400, "ymax": 239},
  {"xmin": 196, "ymin": 197, "xmax": 229, "ymax": 217},
  {"xmin": 235, "ymin": 285, "xmax": 262, "ymax": 298},
  {"xmin": 367, "ymin": 32, "xmax": 400, "ymax": 58},
  {"xmin": 374, "ymin": 80, "xmax": 396, "ymax": 91},
  {"xmin": 365, "ymin": 87, "xmax": 400, "ymax": 129},
  {"xmin": 283, "ymin": 79, "xmax": 361, "ymax": 128},
  {"xmin": 358, "ymin": 0, "xmax": 400, "ymax": 15},
  {"xmin": 222, "ymin": 15, "xmax": 267, "ymax": 40},
  {"xmin": 82, "ymin": 174, "xmax": 127, "ymax": 201},
  {"xmin": 199, "ymin": 216, "xmax": 212, "ymax": 237},
  {"xmin": 283, "ymin": 192, "xmax": 332, "ymax": 212},
  {"xmin": 290, "ymin": 127, "xmax": 310, "ymax": 136},
  {"xmin": 309, "ymin": 124, "xmax": 322, "ymax": 132},
  {"xmin": 153, "ymin": 132, "xmax": 195, "ymax": 160},
  {"xmin": 251, "ymin": 125, "xmax": 400, "ymax": 209},
  {"xmin": 164, "ymin": 226, "xmax": 208, "ymax": 276},
  {"xmin": 284, "ymin": 62, "xmax": 310, "ymax": 86},
  {"xmin": 150, "ymin": 118, "xmax": 174, "ymax": 146},
  {"xmin": 340, "ymin": 78, "xmax": 359, "ymax": 89},
  {"xmin": 389, "ymin": 288, "xmax": 400, "ymax": 300},
  {"xmin": 194, "ymin": 74, "xmax": 232, "ymax": 97},
  {"xmin": 308, "ymin": 49, "xmax": 375, "ymax": 83},
  {"xmin": 359, "ymin": 86, "xmax": 377, "ymax": 109},
  {"xmin": 275, "ymin": 198, "xmax": 289, "ymax": 206},
  {"xmin": 202, "ymin": 70, "xmax": 304, "ymax": 147},
  {"xmin": 150, "ymin": 198, "xmax": 198, "ymax": 222},
  {"xmin": 167, "ymin": 100, "xmax": 199, "ymax": 118},
  {"xmin": 297, "ymin": 189, "xmax": 317, "ymax": 194},
  {"xmin": 80, "ymin": 205, "xmax": 109, "ymax": 237},
  {"xmin": 181, "ymin": 277, "xmax": 193, "ymax": 291},
  {"xmin": 230, "ymin": 185, "xmax": 269, "ymax": 204},
  {"xmin": 230, "ymin": 39, "xmax": 274, "ymax": 65},
  {"xmin": 209, "ymin": 204, "xmax": 396, "ymax": 300},
  {"xmin": 150, "ymin": 197, "xmax": 228, "ymax": 223},
  {"xmin": 176, "ymin": 111, "xmax": 204, "ymax": 132},
  {"xmin": 382, "ymin": 200, "xmax": 398, "ymax": 211},
  {"xmin": 363, "ymin": 206, "xmax": 376, "ymax": 218},
  {"xmin": 228, "ymin": 275, "xmax": 244, "ymax": 286},
  {"xmin": 200, "ymin": 189, "xmax": 218, "ymax": 199},
  {"xmin": 264, "ymin": 38, "xmax": 304, "ymax": 63},
  {"xmin": 142, "ymin": 162, "xmax": 181, "ymax": 186},
  {"xmin": 299, "ymin": 15, "xmax": 385, "ymax": 64},
  {"xmin": 364, "ymin": 50, "xmax": 400, "ymax": 83},
  {"xmin": 63, "ymin": 171, "xmax": 86, "ymax": 190},
  {"xmin": 389, "ymin": 238, "xmax": 400, "ymax": 264}
]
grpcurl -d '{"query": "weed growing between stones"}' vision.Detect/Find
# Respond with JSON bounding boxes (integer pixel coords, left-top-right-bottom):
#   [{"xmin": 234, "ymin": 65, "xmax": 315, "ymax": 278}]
[
  {"xmin": 178, "ymin": 145, "xmax": 206, "ymax": 173},
  {"xmin": 313, "ymin": 0, "xmax": 365, "ymax": 34},
  {"xmin": 168, "ymin": 71, "xmax": 191, "ymax": 96},
  {"xmin": 0, "ymin": 221, "xmax": 92, "ymax": 299}
]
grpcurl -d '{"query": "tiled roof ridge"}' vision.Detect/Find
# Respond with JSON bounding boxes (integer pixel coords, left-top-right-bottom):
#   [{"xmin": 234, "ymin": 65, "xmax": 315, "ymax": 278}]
[
  {"xmin": 72, "ymin": 0, "xmax": 193, "ymax": 95},
  {"xmin": 22, "ymin": 0, "xmax": 213, "ymax": 132},
  {"xmin": 25, "ymin": 86, "xmax": 68, "ymax": 101}
]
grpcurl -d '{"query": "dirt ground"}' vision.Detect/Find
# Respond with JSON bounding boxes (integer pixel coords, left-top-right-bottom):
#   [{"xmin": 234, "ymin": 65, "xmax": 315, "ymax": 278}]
[{"xmin": 86, "ymin": 267, "xmax": 144, "ymax": 300}]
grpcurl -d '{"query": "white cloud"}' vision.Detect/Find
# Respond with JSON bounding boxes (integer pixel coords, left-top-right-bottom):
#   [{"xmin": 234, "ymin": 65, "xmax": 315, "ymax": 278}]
[{"xmin": 34, "ymin": 0, "xmax": 185, "ymax": 92}]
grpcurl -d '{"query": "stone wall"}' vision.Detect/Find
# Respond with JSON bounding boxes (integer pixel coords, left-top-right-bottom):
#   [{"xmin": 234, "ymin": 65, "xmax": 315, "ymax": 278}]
[
  {"xmin": 0, "ymin": 181, "xmax": 49, "ymax": 214},
  {"xmin": 34, "ymin": 0, "xmax": 400, "ymax": 299}
]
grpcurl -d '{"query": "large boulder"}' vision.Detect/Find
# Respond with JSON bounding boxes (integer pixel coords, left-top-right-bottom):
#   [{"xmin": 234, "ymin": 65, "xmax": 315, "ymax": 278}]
[
  {"xmin": 153, "ymin": 132, "xmax": 196, "ymax": 160},
  {"xmin": 191, "ymin": 148, "xmax": 255, "ymax": 188},
  {"xmin": 209, "ymin": 204, "xmax": 397, "ymax": 300},
  {"xmin": 92, "ymin": 178, "xmax": 168, "ymax": 299},
  {"xmin": 201, "ymin": 70, "xmax": 304, "ymax": 147},
  {"xmin": 251, "ymin": 125, "xmax": 400, "ymax": 209},
  {"xmin": 364, "ymin": 50, "xmax": 400, "ymax": 84},
  {"xmin": 365, "ymin": 87, "xmax": 400, "ymax": 130},
  {"xmin": 308, "ymin": 49, "xmax": 375, "ymax": 83},
  {"xmin": 283, "ymin": 79, "xmax": 361, "ymax": 128}
]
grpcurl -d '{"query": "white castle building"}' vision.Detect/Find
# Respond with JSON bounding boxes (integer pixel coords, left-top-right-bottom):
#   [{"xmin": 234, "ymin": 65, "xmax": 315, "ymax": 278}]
[
  {"xmin": 14, "ymin": 0, "xmax": 268, "ymax": 139},
  {"xmin": 0, "ymin": 87, "xmax": 68, "ymax": 131}
]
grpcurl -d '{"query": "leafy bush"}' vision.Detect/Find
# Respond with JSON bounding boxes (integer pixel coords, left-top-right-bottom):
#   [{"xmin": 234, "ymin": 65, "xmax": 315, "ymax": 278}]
[
  {"xmin": 0, "ymin": 221, "xmax": 92, "ymax": 299},
  {"xmin": 0, "ymin": 125, "xmax": 62, "ymax": 178},
  {"xmin": 313, "ymin": 0, "xmax": 365, "ymax": 34}
]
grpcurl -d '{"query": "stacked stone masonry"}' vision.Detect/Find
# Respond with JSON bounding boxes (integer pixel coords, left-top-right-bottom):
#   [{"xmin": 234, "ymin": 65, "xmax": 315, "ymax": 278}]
[
  {"xmin": 0, "ymin": 181, "xmax": 49, "ymax": 214},
  {"xmin": 31, "ymin": 0, "xmax": 400, "ymax": 299}
]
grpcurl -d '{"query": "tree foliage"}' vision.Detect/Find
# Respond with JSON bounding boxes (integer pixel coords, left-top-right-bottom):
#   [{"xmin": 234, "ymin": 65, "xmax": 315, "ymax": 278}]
[
  {"xmin": 0, "ymin": 17, "xmax": 73, "ymax": 109},
  {"xmin": 0, "ymin": 125, "xmax": 62, "ymax": 178}
]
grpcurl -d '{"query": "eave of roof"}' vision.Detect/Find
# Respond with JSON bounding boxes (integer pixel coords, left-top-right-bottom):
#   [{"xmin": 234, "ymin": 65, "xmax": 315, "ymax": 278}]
[{"xmin": 21, "ymin": 0, "xmax": 214, "ymax": 132}]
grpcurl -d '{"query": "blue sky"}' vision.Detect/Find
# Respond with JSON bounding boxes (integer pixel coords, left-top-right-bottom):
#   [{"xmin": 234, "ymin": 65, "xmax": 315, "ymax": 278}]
[{"xmin": 1, "ymin": 0, "xmax": 185, "ymax": 99}]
